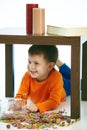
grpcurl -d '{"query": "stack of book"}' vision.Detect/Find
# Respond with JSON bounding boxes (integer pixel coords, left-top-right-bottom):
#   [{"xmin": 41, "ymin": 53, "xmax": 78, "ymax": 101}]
[{"xmin": 47, "ymin": 25, "xmax": 87, "ymax": 36}]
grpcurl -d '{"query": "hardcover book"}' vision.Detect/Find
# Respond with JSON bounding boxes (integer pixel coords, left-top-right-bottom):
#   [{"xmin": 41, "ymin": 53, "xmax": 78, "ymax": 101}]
[{"xmin": 47, "ymin": 25, "xmax": 87, "ymax": 36}]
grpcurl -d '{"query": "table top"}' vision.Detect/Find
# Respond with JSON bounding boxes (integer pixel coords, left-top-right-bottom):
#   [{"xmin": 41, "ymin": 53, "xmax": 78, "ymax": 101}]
[
  {"xmin": 0, "ymin": 27, "xmax": 80, "ymax": 45},
  {"xmin": 0, "ymin": 27, "xmax": 81, "ymax": 36}
]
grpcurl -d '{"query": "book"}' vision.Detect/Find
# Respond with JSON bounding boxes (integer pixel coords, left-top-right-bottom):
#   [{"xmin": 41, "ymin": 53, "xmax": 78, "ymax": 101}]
[{"xmin": 47, "ymin": 25, "xmax": 87, "ymax": 36}]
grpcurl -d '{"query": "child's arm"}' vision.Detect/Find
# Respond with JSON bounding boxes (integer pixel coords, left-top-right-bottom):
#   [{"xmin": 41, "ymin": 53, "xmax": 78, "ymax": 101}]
[{"xmin": 15, "ymin": 71, "xmax": 30, "ymax": 100}]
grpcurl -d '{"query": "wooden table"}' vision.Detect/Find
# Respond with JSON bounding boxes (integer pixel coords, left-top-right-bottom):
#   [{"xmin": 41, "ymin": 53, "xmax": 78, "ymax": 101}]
[{"xmin": 0, "ymin": 28, "xmax": 80, "ymax": 119}]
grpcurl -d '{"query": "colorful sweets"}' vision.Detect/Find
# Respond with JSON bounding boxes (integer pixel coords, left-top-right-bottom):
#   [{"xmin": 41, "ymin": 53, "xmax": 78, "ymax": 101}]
[{"xmin": 0, "ymin": 110, "xmax": 79, "ymax": 129}]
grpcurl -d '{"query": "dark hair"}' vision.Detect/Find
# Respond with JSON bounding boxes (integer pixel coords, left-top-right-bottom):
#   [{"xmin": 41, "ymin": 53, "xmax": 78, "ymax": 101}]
[{"xmin": 28, "ymin": 45, "xmax": 58, "ymax": 63}]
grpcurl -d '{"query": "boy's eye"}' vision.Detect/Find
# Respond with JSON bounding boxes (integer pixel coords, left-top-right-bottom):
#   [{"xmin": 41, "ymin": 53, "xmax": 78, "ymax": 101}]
[
  {"xmin": 29, "ymin": 60, "xmax": 31, "ymax": 64},
  {"xmin": 35, "ymin": 62, "xmax": 39, "ymax": 65}
]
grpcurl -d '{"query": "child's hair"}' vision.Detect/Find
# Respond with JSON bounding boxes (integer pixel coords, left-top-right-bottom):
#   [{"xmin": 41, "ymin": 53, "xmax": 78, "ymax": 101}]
[{"xmin": 28, "ymin": 45, "xmax": 58, "ymax": 63}]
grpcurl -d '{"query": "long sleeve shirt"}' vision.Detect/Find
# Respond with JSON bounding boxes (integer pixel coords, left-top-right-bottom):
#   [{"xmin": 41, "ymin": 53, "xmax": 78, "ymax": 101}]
[
  {"xmin": 15, "ymin": 69, "xmax": 66, "ymax": 113},
  {"xmin": 59, "ymin": 63, "xmax": 71, "ymax": 96}
]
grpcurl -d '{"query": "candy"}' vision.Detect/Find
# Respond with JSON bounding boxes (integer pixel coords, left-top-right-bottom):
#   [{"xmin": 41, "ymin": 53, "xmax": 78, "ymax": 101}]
[
  {"xmin": 0, "ymin": 110, "xmax": 79, "ymax": 129},
  {"xmin": 6, "ymin": 124, "xmax": 11, "ymax": 129}
]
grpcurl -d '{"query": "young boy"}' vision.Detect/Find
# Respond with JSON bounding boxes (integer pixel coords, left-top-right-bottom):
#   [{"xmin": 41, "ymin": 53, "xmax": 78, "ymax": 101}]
[{"xmin": 9, "ymin": 45, "xmax": 66, "ymax": 113}]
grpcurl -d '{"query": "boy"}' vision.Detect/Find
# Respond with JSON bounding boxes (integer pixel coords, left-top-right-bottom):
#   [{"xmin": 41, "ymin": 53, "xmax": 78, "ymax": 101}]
[{"xmin": 9, "ymin": 45, "xmax": 66, "ymax": 113}]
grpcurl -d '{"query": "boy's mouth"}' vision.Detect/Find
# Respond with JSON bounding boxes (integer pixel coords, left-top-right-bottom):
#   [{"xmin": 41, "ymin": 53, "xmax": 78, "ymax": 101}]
[{"xmin": 30, "ymin": 70, "xmax": 37, "ymax": 75}]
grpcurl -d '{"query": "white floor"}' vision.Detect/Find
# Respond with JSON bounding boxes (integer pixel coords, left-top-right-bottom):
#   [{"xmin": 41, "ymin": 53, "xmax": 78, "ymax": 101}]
[
  {"xmin": 50, "ymin": 96, "xmax": 87, "ymax": 130},
  {"xmin": 0, "ymin": 96, "xmax": 87, "ymax": 130},
  {"xmin": 59, "ymin": 99, "xmax": 87, "ymax": 130}
]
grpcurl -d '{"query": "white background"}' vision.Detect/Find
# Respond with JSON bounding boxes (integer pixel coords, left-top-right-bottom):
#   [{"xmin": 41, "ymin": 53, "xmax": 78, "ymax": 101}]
[{"xmin": 0, "ymin": 0, "xmax": 87, "ymax": 98}]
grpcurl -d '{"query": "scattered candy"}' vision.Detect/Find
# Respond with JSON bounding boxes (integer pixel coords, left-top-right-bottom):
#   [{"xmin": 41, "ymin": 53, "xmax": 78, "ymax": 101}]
[
  {"xmin": 0, "ymin": 110, "xmax": 79, "ymax": 129},
  {"xmin": 6, "ymin": 124, "xmax": 11, "ymax": 129}
]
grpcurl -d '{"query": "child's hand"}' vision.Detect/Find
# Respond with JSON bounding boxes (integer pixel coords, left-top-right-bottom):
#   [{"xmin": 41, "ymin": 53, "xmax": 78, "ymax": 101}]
[
  {"xmin": 8, "ymin": 100, "xmax": 20, "ymax": 111},
  {"xmin": 8, "ymin": 99, "xmax": 26, "ymax": 111},
  {"xmin": 56, "ymin": 59, "xmax": 63, "ymax": 68},
  {"xmin": 25, "ymin": 103, "xmax": 38, "ymax": 112}
]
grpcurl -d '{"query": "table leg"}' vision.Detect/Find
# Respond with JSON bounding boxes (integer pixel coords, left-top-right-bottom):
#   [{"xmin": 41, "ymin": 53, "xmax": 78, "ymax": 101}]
[
  {"xmin": 82, "ymin": 41, "xmax": 87, "ymax": 101},
  {"xmin": 5, "ymin": 44, "xmax": 14, "ymax": 97},
  {"xmin": 71, "ymin": 42, "xmax": 80, "ymax": 119}
]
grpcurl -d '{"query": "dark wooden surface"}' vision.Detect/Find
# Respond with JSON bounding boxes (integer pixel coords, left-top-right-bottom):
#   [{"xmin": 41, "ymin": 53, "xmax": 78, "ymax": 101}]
[
  {"xmin": 82, "ymin": 41, "xmax": 87, "ymax": 101},
  {"xmin": 5, "ymin": 44, "xmax": 14, "ymax": 97},
  {"xmin": 0, "ymin": 29, "xmax": 80, "ymax": 119}
]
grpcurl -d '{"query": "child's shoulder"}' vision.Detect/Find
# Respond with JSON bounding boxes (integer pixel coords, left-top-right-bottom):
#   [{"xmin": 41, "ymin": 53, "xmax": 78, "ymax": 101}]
[
  {"xmin": 51, "ymin": 68, "xmax": 62, "ymax": 78},
  {"xmin": 48, "ymin": 69, "xmax": 63, "ymax": 85}
]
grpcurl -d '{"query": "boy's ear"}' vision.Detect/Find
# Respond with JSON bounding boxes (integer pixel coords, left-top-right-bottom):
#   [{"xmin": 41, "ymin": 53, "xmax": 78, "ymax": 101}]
[{"xmin": 48, "ymin": 62, "xmax": 55, "ymax": 70}]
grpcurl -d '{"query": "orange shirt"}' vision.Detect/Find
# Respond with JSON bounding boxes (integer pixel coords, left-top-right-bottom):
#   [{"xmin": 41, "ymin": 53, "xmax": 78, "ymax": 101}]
[{"xmin": 15, "ymin": 69, "xmax": 66, "ymax": 113}]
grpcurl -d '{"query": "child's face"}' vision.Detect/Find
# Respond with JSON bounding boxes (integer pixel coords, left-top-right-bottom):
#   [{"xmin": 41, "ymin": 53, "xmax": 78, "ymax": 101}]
[{"xmin": 28, "ymin": 54, "xmax": 54, "ymax": 81}]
